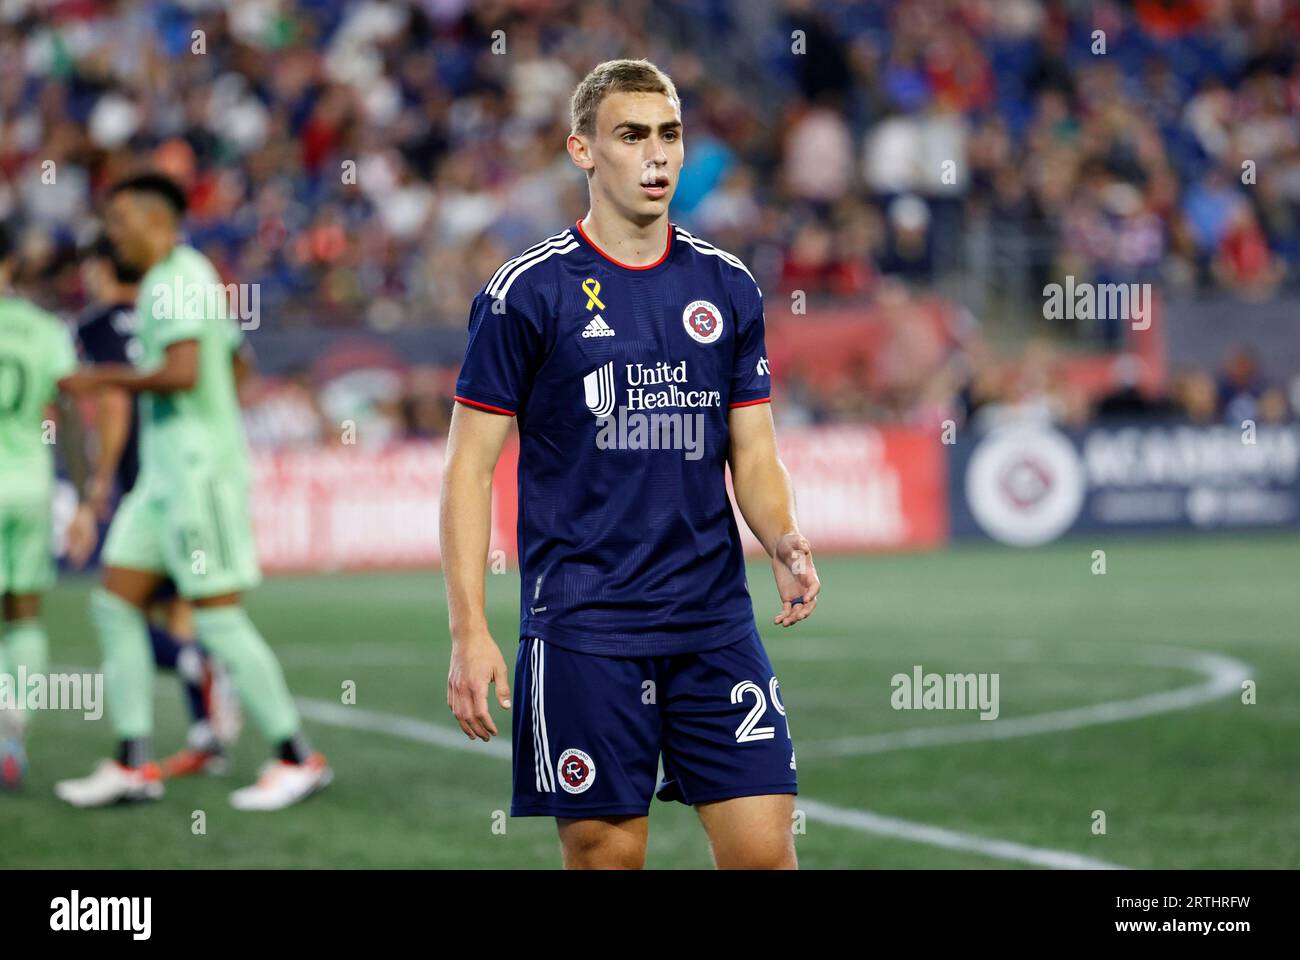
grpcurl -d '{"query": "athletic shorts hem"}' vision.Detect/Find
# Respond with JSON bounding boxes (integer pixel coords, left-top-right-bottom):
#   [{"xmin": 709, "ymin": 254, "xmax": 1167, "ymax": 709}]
[
  {"xmin": 177, "ymin": 573, "xmax": 263, "ymax": 600},
  {"xmin": 660, "ymin": 783, "xmax": 798, "ymax": 807},
  {"xmin": 510, "ymin": 804, "xmax": 650, "ymax": 819}
]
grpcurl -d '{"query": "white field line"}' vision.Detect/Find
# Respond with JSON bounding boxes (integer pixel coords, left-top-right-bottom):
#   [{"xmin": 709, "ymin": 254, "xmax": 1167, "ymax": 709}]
[
  {"xmin": 797, "ymin": 646, "xmax": 1252, "ymax": 758},
  {"xmin": 795, "ymin": 799, "xmax": 1122, "ymax": 870},
  {"xmin": 294, "ymin": 698, "xmax": 511, "ymax": 759}
]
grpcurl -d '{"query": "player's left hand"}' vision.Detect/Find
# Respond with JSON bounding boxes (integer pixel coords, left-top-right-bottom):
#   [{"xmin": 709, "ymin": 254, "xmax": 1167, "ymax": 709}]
[
  {"xmin": 771, "ymin": 532, "xmax": 820, "ymax": 627},
  {"xmin": 66, "ymin": 503, "xmax": 99, "ymax": 569}
]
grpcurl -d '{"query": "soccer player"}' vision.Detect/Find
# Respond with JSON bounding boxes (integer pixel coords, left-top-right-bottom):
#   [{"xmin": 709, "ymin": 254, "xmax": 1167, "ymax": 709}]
[
  {"xmin": 442, "ymin": 60, "xmax": 821, "ymax": 869},
  {"xmin": 54, "ymin": 173, "xmax": 331, "ymax": 809},
  {"xmin": 76, "ymin": 235, "xmax": 242, "ymax": 777},
  {"xmin": 0, "ymin": 222, "xmax": 96, "ymax": 787}
]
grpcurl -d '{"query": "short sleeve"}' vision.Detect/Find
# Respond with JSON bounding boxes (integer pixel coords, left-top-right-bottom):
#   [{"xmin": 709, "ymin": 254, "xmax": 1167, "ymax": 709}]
[
  {"xmin": 728, "ymin": 279, "xmax": 771, "ymax": 408},
  {"xmin": 148, "ymin": 263, "xmax": 208, "ymax": 348},
  {"xmin": 48, "ymin": 319, "xmax": 78, "ymax": 400},
  {"xmin": 454, "ymin": 291, "xmax": 544, "ymax": 416}
]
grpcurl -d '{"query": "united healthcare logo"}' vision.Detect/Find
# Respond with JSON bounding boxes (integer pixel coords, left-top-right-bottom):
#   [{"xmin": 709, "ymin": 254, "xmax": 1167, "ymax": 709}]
[
  {"xmin": 583, "ymin": 360, "xmax": 719, "ymax": 461},
  {"xmin": 583, "ymin": 361, "xmax": 616, "ymax": 418}
]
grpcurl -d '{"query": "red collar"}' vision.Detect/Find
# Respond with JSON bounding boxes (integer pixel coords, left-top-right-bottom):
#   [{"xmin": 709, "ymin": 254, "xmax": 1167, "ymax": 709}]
[{"xmin": 574, "ymin": 218, "xmax": 672, "ymax": 270}]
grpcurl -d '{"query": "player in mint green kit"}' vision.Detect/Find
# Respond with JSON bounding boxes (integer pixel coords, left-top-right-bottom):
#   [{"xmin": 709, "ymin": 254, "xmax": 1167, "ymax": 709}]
[
  {"xmin": 54, "ymin": 173, "xmax": 332, "ymax": 810},
  {"xmin": 0, "ymin": 222, "xmax": 97, "ymax": 788}
]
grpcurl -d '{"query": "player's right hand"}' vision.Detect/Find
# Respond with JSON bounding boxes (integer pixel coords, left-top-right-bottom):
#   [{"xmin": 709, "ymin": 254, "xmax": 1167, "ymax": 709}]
[
  {"xmin": 66, "ymin": 503, "xmax": 99, "ymax": 568},
  {"xmin": 447, "ymin": 633, "xmax": 512, "ymax": 741},
  {"xmin": 87, "ymin": 473, "xmax": 114, "ymax": 520}
]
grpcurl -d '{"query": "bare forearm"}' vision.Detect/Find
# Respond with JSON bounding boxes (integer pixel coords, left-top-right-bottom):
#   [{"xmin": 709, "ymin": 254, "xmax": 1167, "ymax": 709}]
[
  {"xmin": 731, "ymin": 454, "xmax": 799, "ymax": 557},
  {"xmin": 81, "ymin": 363, "xmax": 195, "ymax": 394},
  {"xmin": 94, "ymin": 389, "xmax": 132, "ymax": 485},
  {"xmin": 55, "ymin": 395, "xmax": 91, "ymax": 499},
  {"xmin": 439, "ymin": 461, "xmax": 495, "ymax": 641}
]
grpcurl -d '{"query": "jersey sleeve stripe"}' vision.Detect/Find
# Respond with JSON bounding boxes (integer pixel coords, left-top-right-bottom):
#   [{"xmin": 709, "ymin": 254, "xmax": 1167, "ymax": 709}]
[
  {"xmin": 728, "ymin": 397, "xmax": 772, "ymax": 409},
  {"xmin": 673, "ymin": 228, "xmax": 759, "ymax": 290},
  {"xmin": 455, "ymin": 395, "xmax": 516, "ymax": 416},
  {"xmin": 490, "ymin": 240, "xmax": 580, "ymax": 300},
  {"xmin": 484, "ymin": 229, "xmax": 574, "ymax": 294}
]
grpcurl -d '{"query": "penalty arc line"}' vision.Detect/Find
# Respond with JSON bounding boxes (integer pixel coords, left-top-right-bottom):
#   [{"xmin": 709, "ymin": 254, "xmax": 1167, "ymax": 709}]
[{"xmin": 797, "ymin": 645, "xmax": 1253, "ymax": 758}]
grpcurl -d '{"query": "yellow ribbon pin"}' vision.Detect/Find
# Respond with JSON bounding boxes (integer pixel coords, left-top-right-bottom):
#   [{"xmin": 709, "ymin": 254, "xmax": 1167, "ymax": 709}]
[{"xmin": 582, "ymin": 278, "xmax": 605, "ymax": 311}]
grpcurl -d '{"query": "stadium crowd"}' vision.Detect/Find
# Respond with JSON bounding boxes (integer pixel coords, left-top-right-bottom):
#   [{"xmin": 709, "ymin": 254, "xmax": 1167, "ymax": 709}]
[
  {"xmin": 2, "ymin": 0, "xmax": 1298, "ymax": 442},
  {"xmin": 3, "ymin": 0, "xmax": 1298, "ymax": 325}
]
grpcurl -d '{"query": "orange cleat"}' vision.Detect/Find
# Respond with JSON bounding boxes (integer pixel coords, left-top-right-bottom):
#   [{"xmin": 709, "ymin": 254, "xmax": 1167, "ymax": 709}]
[{"xmin": 160, "ymin": 747, "xmax": 229, "ymax": 779}]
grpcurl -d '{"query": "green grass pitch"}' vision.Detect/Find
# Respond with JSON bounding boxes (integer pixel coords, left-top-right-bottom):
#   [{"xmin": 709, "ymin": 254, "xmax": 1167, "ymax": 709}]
[{"xmin": 4, "ymin": 534, "xmax": 1297, "ymax": 868}]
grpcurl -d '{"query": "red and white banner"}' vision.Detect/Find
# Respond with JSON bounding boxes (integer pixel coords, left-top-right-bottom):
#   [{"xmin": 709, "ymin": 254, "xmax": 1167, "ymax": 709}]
[
  {"xmin": 250, "ymin": 426, "xmax": 945, "ymax": 572},
  {"xmin": 731, "ymin": 425, "xmax": 945, "ymax": 555},
  {"xmin": 252, "ymin": 444, "xmax": 443, "ymax": 572}
]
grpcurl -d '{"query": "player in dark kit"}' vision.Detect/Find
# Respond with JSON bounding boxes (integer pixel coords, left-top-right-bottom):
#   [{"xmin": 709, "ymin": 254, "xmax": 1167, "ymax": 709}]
[{"xmin": 441, "ymin": 60, "xmax": 820, "ymax": 869}]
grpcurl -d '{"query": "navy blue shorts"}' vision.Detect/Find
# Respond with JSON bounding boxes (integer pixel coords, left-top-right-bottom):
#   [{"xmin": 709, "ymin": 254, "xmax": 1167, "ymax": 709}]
[{"xmin": 510, "ymin": 627, "xmax": 798, "ymax": 818}]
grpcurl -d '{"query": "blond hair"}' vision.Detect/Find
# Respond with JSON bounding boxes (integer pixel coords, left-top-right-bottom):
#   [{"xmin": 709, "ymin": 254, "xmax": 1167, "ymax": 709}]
[{"xmin": 569, "ymin": 59, "xmax": 680, "ymax": 138}]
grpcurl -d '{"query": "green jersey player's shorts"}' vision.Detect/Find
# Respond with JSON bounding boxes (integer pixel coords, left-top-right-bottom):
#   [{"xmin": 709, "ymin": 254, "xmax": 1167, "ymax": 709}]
[
  {"xmin": 0, "ymin": 494, "xmax": 56, "ymax": 596},
  {"xmin": 102, "ymin": 469, "xmax": 261, "ymax": 599},
  {"xmin": 102, "ymin": 243, "xmax": 261, "ymax": 599}
]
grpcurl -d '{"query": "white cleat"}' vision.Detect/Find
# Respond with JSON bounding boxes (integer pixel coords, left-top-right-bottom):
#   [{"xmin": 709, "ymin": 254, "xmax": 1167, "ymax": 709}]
[
  {"xmin": 229, "ymin": 753, "xmax": 332, "ymax": 811},
  {"xmin": 54, "ymin": 759, "xmax": 164, "ymax": 807}
]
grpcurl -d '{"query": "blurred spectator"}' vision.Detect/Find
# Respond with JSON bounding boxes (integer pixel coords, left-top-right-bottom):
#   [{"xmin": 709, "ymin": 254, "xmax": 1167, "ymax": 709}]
[
  {"xmin": 1212, "ymin": 206, "xmax": 1284, "ymax": 299},
  {"xmin": 2, "ymin": 0, "xmax": 1299, "ymax": 448},
  {"xmin": 2, "ymin": 0, "xmax": 1296, "ymax": 336},
  {"xmin": 243, "ymin": 370, "xmax": 330, "ymax": 450},
  {"xmin": 1175, "ymin": 369, "xmax": 1222, "ymax": 425},
  {"xmin": 1217, "ymin": 345, "xmax": 1267, "ymax": 426},
  {"xmin": 1095, "ymin": 355, "xmax": 1179, "ymax": 420}
]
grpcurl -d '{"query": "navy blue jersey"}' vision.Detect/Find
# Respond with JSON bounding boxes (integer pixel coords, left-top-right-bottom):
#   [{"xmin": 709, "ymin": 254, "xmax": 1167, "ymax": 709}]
[
  {"xmin": 76, "ymin": 302, "xmax": 142, "ymax": 493},
  {"xmin": 455, "ymin": 221, "xmax": 772, "ymax": 657}
]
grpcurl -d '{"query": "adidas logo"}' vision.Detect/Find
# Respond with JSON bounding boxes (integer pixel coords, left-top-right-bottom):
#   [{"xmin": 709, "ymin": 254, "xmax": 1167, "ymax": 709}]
[{"xmin": 581, "ymin": 315, "xmax": 616, "ymax": 338}]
